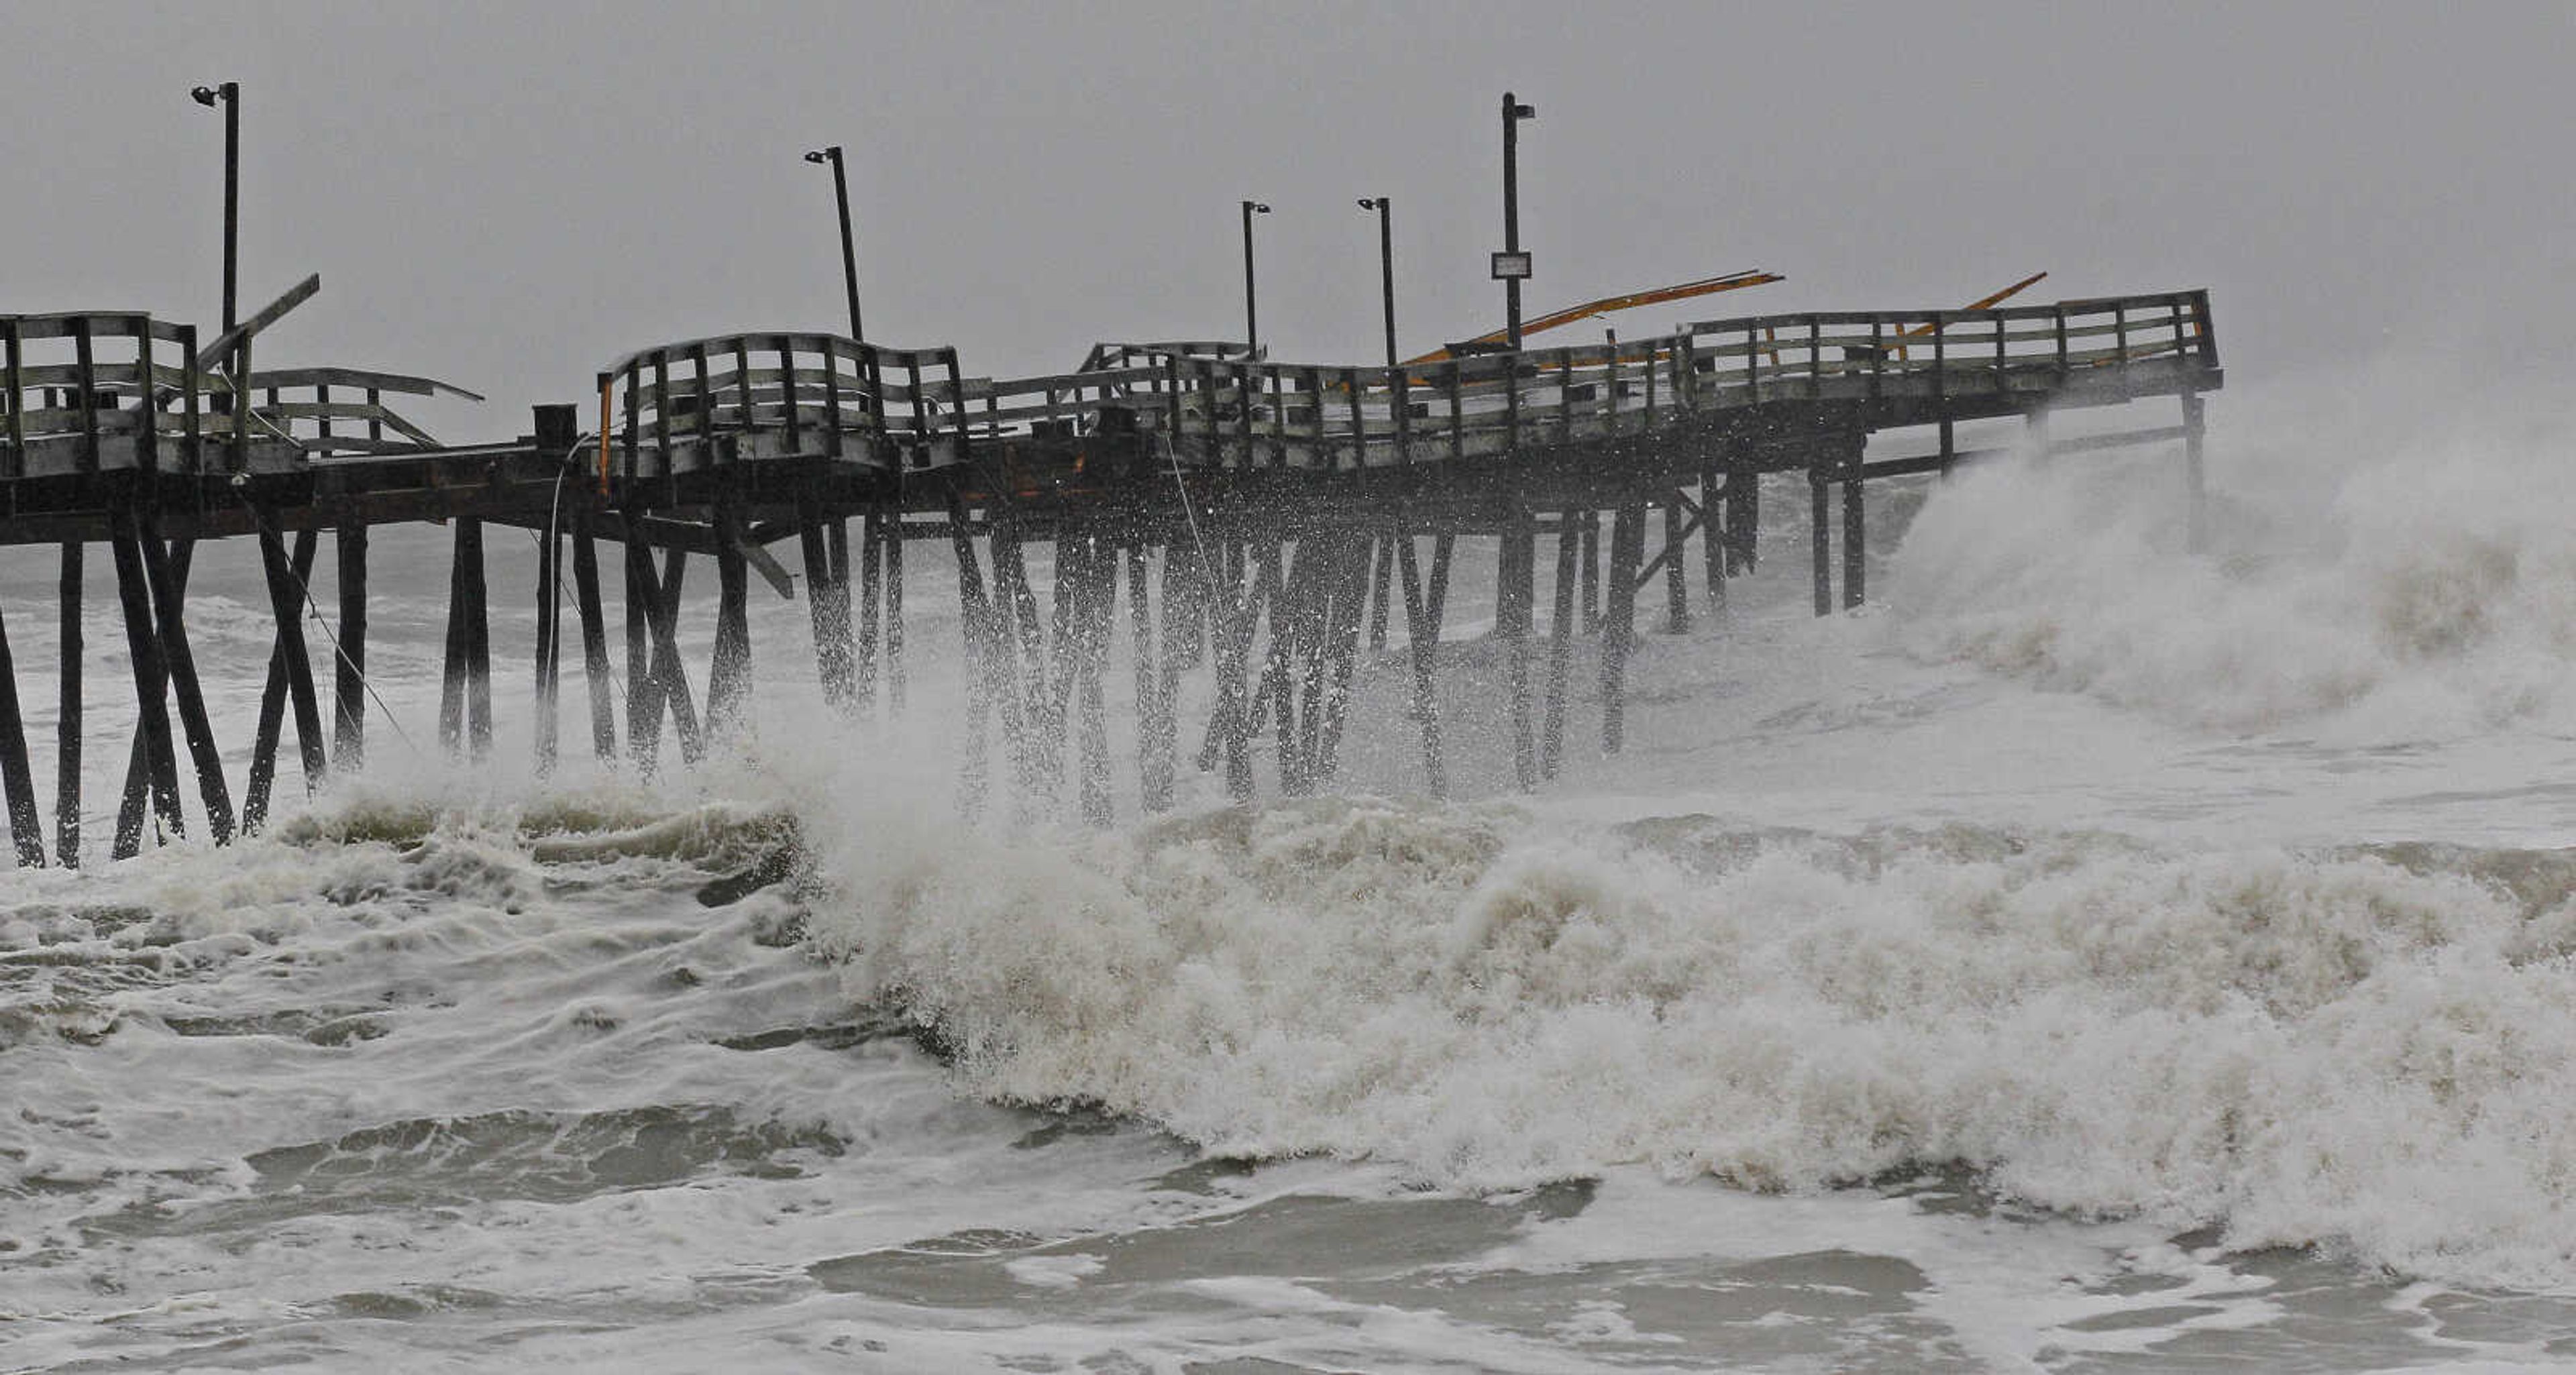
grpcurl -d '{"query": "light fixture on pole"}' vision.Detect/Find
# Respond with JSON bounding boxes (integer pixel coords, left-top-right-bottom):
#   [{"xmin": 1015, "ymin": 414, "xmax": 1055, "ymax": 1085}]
[
  {"xmin": 191, "ymin": 81, "xmax": 240, "ymax": 331},
  {"xmin": 1499, "ymin": 93, "xmax": 1536, "ymax": 351},
  {"xmin": 804, "ymin": 146, "xmax": 864, "ymax": 342},
  {"xmin": 1356, "ymin": 197, "xmax": 1396, "ymax": 370},
  {"xmin": 1240, "ymin": 200, "xmax": 1271, "ymax": 353}
]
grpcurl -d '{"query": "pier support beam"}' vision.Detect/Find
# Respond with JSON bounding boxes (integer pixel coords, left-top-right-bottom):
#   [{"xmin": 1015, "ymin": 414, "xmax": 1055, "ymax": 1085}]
[
  {"xmin": 0, "ymin": 598, "xmax": 42, "ymax": 867},
  {"xmin": 1841, "ymin": 445, "xmax": 1867, "ymax": 611},
  {"xmin": 533, "ymin": 511, "xmax": 561, "ymax": 774},
  {"xmin": 2183, "ymin": 390, "xmax": 2208, "ymax": 554},
  {"xmin": 107, "ymin": 514, "xmax": 185, "ymax": 851},
  {"xmin": 706, "ymin": 496, "xmax": 753, "ymax": 740},
  {"xmin": 242, "ymin": 528, "xmax": 323, "ymax": 834},
  {"xmin": 1663, "ymin": 496, "xmax": 1691, "ymax": 634},
  {"xmin": 1540, "ymin": 506, "xmax": 1580, "ymax": 780},
  {"xmin": 570, "ymin": 506, "xmax": 615, "ymax": 763},
  {"xmin": 138, "ymin": 514, "xmax": 233, "ymax": 844},
  {"xmin": 55, "ymin": 543, "xmax": 80, "ymax": 867},
  {"xmin": 334, "ymin": 520, "xmax": 367, "ymax": 771},
  {"xmin": 1601, "ymin": 500, "xmax": 1645, "ymax": 754},
  {"xmin": 1809, "ymin": 463, "xmax": 1833, "ymax": 618},
  {"xmin": 1394, "ymin": 526, "xmax": 1448, "ymax": 798},
  {"xmin": 440, "ymin": 518, "xmax": 492, "ymax": 759}
]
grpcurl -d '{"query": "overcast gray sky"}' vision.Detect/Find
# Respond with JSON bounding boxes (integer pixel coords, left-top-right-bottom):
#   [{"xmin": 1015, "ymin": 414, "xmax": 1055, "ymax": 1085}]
[{"xmin": 7, "ymin": 2, "xmax": 2568, "ymax": 437}]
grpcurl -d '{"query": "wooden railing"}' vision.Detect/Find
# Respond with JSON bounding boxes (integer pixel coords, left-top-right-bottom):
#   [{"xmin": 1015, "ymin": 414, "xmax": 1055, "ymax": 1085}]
[
  {"xmin": 592, "ymin": 289, "xmax": 2216, "ymax": 484},
  {"xmin": 0, "ymin": 311, "xmax": 473, "ymax": 480}
]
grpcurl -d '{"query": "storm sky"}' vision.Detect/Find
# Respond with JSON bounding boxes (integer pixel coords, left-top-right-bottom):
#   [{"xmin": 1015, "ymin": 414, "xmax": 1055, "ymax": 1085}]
[{"xmin": 5, "ymin": 2, "xmax": 2567, "ymax": 439}]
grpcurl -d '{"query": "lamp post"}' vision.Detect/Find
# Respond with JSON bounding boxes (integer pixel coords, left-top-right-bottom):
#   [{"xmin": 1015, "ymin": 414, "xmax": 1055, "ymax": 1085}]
[
  {"xmin": 1240, "ymin": 200, "xmax": 1270, "ymax": 353},
  {"xmin": 1501, "ymin": 92, "xmax": 1536, "ymax": 350},
  {"xmin": 1356, "ymin": 197, "xmax": 1396, "ymax": 369},
  {"xmin": 803, "ymin": 147, "xmax": 864, "ymax": 341},
  {"xmin": 189, "ymin": 82, "xmax": 239, "ymax": 331}
]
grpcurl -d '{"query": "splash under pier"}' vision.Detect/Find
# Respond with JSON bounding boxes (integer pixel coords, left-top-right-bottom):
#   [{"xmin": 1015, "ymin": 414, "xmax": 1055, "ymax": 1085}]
[{"xmin": 0, "ymin": 286, "xmax": 2220, "ymax": 863}]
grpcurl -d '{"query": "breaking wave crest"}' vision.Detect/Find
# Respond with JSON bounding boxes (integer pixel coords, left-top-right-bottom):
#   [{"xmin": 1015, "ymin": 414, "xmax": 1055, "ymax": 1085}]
[
  {"xmin": 804, "ymin": 794, "xmax": 2576, "ymax": 1287},
  {"xmin": 1890, "ymin": 383, "xmax": 2576, "ymax": 740}
]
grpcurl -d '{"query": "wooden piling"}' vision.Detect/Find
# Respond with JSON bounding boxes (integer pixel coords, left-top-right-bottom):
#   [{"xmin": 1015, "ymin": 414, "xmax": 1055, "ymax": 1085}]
[
  {"xmin": 55, "ymin": 542, "xmax": 80, "ymax": 867},
  {"xmin": 1809, "ymin": 464, "xmax": 1833, "ymax": 618},
  {"xmin": 106, "ymin": 514, "xmax": 184, "ymax": 851},
  {"xmin": 1601, "ymin": 501, "xmax": 1645, "ymax": 753},
  {"xmin": 1663, "ymin": 497, "xmax": 1691, "ymax": 634},
  {"xmin": 0, "ymin": 597, "xmax": 43, "ymax": 867},
  {"xmin": 1366, "ymin": 534, "xmax": 1393, "ymax": 652},
  {"xmin": 333, "ymin": 520, "xmax": 367, "ymax": 770},
  {"xmin": 622, "ymin": 532, "xmax": 657, "ymax": 771},
  {"xmin": 1540, "ymin": 507, "xmax": 1580, "ymax": 780},
  {"xmin": 796, "ymin": 480, "xmax": 854, "ymax": 713},
  {"xmin": 1699, "ymin": 467, "xmax": 1725, "ymax": 612},
  {"xmin": 533, "ymin": 508, "xmax": 561, "ymax": 773},
  {"xmin": 854, "ymin": 507, "xmax": 883, "ymax": 713},
  {"xmin": 1841, "ymin": 445, "xmax": 1866, "ymax": 610},
  {"xmin": 137, "ymin": 513, "xmax": 234, "ymax": 843},
  {"xmin": 1580, "ymin": 510, "xmax": 1601, "ymax": 633},
  {"xmin": 2182, "ymin": 390, "xmax": 2208, "ymax": 553},
  {"xmin": 1129, "ymin": 541, "xmax": 1174, "ymax": 812},
  {"xmin": 1393, "ymin": 527, "xmax": 1448, "ymax": 798},
  {"xmin": 1073, "ymin": 528, "xmax": 1115, "ymax": 826},
  {"xmin": 241, "ymin": 529, "xmax": 323, "ymax": 834},
  {"xmin": 1505, "ymin": 504, "xmax": 1539, "ymax": 792},
  {"xmin": 569, "ymin": 506, "xmax": 615, "ymax": 762},
  {"xmin": 706, "ymin": 493, "xmax": 753, "ymax": 739},
  {"xmin": 645, "ymin": 547, "xmax": 706, "ymax": 767}
]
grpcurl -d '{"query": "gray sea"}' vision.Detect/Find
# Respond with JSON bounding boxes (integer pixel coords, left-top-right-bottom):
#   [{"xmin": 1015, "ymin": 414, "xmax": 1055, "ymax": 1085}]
[{"xmin": 9, "ymin": 375, "xmax": 2576, "ymax": 1372}]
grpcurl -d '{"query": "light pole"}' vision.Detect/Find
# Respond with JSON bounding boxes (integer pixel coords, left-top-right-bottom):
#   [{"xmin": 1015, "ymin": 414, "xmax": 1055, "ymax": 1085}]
[
  {"xmin": 803, "ymin": 147, "xmax": 864, "ymax": 341},
  {"xmin": 189, "ymin": 82, "xmax": 239, "ymax": 331},
  {"xmin": 1356, "ymin": 197, "xmax": 1396, "ymax": 369},
  {"xmin": 1501, "ymin": 93, "xmax": 1536, "ymax": 350},
  {"xmin": 1240, "ymin": 200, "xmax": 1270, "ymax": 353}
]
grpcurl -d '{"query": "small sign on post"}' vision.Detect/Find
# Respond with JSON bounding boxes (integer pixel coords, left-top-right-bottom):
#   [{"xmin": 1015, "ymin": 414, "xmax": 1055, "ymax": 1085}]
[{"xmin": 1490, "ymin": 251, "xmax": 1533, "ymax": 281}]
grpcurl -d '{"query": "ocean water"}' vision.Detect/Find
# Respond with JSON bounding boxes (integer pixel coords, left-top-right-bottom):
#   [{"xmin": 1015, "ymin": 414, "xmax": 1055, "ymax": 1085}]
[{"xmin": 7, "ymin": 370, "xmax": 2576, "ymax": 1372}]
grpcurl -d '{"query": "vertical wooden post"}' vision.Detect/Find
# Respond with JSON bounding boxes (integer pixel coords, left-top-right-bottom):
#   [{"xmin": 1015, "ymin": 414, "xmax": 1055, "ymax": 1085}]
[
  {"xmin": 1130, "ymin": 540, "xmax": 1174, "ymax": 812},
  {"xmin": 1841, "ymin": 445, "xmax": 1866, "ymax": 610},
  {"xmin": 1313, "ymin": 530, "xmax": 1372, "ymax": 786},
  {"xmin": 1073, "ymin": 529, "xmax": 1115, "ymax": 826},
  {"xmin": 242, "ymin": 529, "xmax": 322, "ymax": 834},
  {"xmin": 0, "ymin": 598, "xmax": 43, "ymax": 867},
  {"xmin": 570, "ymin": 506, "xmax": 615, "ymax": 763},
  {"xmin": 1580, "ymin": 509, "xmax": 1601, "ymax": 632},
  {"xmin": 2182, "ymin": 390, "xmax": 2208, "ymax": 554},
  {"xmin": 1505, "ymin": 504, "xmax": 1538, "ymax": 792},
  {"xmin": 797, "ymin": 476, "xmax": 854, "ymax": 712},
  {"xmin": 1809, "ymin": 463, "xmax": 1833, "ymax": 618},
  {"xmin": 1540, "ymin": 507, "xmax": 1579, "ymax": 780},
  {"xmin": 334, "ymin": 519, "xmax": 368, "ymax": 770},
  {"xmin": 885, "ymin": 505, "xmax": 907, "ymax": 714},
  {"xmin": 533, "ymin": 504, "xmax": 562, "ymax": 775},
  {"xmin": 107, "ymin": 513, "xmax": 184, "ymax": 850},
  {"xmin": 1662, "ymin": 497, "xmax": 1691, "ymax": 633},
  {"xmin": 1366, "ymin": 534, "xmax": 1393, "ymax": 651},
  {"xmin": 1699, "ymin": 467, "xmax": 1725, "ymax": 612},
  {"xmin": 113, "ymin": 539, "xmax": 189, "ymax": 857},
  {"xmin": 623, "ymin": 530, "xmax": 657, "ymax": 771},
  {"xmin": 855, "ymin": 507, "xmax": 883, "ymax": 713},
  {"xmin": 1601, "ymin": 501, "xmax": 1644, "ymax": 753},
  {"xmin": 136, "ymin": 514, "xmax": 233, "ymax": 842},
  {"xmin": 462, "ymin": 518, "xmax": 493, "ymax": 760},
  {"xmin": 647, "ymin": 547, "xmax": 705, "ymax": 767},
  {"xmin": 1726, "ymin": 465, "xmax": 1760, "ymax": 575},
  {"xmin": 707, "ymin": 500, "xmax": 753, "ymax": 740},
  {"xmin": 1394, "ymin": 527, "xmax": 1448, "ymax": 798},
  {"xmin": 54, "ymin": 542, "xmax": 80, "ymax": 867}
]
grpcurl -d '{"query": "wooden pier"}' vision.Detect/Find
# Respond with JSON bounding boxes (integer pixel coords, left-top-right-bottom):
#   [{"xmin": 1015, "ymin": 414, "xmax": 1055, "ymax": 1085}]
[{"xmin": 0, "ymin": 284, "xmax": 2220, "ymax": 863}]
